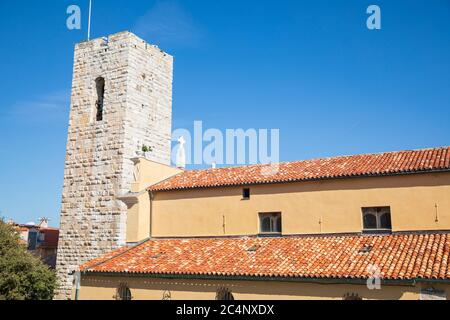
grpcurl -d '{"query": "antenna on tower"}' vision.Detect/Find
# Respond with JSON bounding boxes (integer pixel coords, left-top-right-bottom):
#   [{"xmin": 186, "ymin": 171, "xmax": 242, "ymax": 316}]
[{"xmin": 87, "ymin": 0, "xmax": 92, "ymax": 41}]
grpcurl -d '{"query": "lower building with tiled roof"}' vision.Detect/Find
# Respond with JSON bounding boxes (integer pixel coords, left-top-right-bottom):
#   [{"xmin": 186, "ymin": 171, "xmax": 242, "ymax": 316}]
[
  {"xmin": 74, "ymin": 146, "xmax": 450, "ymax": 300},
  {"xmin": 81, "ymin": 232, "xmax": 450, "ymax": 281}
]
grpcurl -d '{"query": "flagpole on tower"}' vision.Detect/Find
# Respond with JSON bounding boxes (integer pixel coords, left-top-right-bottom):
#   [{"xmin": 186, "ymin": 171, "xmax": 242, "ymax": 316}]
[{"xmin": 87, "ymin": 0, "xmax": 92, "ymax": 41}]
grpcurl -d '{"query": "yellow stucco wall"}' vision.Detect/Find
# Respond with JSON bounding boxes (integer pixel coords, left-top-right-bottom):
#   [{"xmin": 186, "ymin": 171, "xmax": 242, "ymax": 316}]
[
  {"xmin": 149, "ymin": 172, "xmax": 450, "ymax": 238},
  {"xmin": 126, "ymin": 193, "xmax": 151, "ymax": 243},
  {"xmin": 125, "ymin": 158, "xmax": 182, "ymax": 242},
  {"xmin": 131, "ymin": 157, "xmax": 182, "ymax": 193},
  {"xmin": 78, "ymin": 275, "xmax": 450, "ymax": 300}
]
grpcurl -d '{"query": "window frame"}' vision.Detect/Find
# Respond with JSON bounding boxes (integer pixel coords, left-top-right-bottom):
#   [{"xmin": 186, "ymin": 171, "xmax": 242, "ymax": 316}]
[
  {"xmin": 362, "ymin": 207, "xmax": 392, "ymax": 233},
  {"xmin": 258, "ymin": 212, "xmax": 282, "ymax": 235},
  {"xmin": 28, "ymin": 230, "xmax": 38, "ymax": 250}
]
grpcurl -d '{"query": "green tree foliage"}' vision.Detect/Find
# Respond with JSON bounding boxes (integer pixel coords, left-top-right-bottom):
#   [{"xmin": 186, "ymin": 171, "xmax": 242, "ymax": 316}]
[{"xmin": 0, "ymin": 219, "xmax": 57, "ymax": 300}]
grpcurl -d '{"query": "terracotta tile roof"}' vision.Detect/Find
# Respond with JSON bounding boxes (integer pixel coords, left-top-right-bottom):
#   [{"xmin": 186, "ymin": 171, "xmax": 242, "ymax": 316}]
[
  {"xmin": 81, "ymin": 232, "xmax": 450, "ymax": 282},
  {"xmin": 81, "ymin": 246, "xmax": 131, "ymax": 271},
  {"xmin": 149, "ymin": 146, "xmax": 450, "ymax": 192}
]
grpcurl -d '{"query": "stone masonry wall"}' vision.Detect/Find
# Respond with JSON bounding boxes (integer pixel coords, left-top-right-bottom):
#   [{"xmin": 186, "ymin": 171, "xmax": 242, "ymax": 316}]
[{"xmin": 55, "ymin": 32, "xmax": 173, "ymax": 299}]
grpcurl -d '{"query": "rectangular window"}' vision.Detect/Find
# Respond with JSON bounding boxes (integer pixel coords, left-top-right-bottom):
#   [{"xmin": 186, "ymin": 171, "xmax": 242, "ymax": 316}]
[
  {"xmin": 28, "ymin": 231, "xmax": 38, "ymax": 250},
  {"xmin": 242, "ymin": 188, "xmax": 250, "ymax": 200},
  {"xmin": 259, "ymin": 212, "xmax": 282, "ymax": 235},
  {"xmin": 362, "ymin": 207, "xmax": 392, "ymax": 233}
]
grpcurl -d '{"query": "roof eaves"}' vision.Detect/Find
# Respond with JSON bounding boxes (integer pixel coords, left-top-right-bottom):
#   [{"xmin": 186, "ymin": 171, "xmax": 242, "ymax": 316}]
[
  {"xmin": 80, "ymin": 270, "xmax": 450, "ymax": 285},
  {"xmin": 81, "ymin": 238, "xmax": 151, "ymax": 272},
  {"xmin": 149, "ymin": 167, "xmax": 450, "ymax": 193}
]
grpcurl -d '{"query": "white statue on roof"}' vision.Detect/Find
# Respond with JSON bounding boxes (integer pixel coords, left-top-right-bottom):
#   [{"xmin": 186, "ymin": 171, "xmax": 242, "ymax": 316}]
[{"xmin": 176, "ymin": 136, "xmax": 186, "ymax": 169}]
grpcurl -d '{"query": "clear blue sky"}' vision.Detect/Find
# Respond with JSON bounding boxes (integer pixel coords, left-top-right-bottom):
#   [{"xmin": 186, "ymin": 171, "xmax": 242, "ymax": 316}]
[{"xmin": 0, "ymin": 0, "xmax": 449, "ymax": 226}]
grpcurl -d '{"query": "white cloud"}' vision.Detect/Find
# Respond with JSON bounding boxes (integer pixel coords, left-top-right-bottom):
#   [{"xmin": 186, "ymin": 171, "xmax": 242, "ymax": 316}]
[
  {"xmin": 3, "ymin": 90, "xmax": 70, "ymax": 123},
  {"xmin": 133, "ymin": 0, "xmax": 203, "ymax": 47}
]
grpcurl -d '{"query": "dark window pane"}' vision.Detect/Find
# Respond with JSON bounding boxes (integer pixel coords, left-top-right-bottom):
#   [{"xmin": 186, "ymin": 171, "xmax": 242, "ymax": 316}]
[
  {"xmin": 363, "ymin": 213, "xmax": 377, "ymax": 229},
  {"xmin": 274, "ymin": 216, "xmax": 282, "ymax": 233},
  {"xmin": 261, "ymin": 217, "xmax": 271, "ymax": 233},
  {"xmin": 380, "ymin": 213, "xmax": 392, "ymax": 229},
  {"xmin": 243, "ymin": 188, "xmax": 250, "ymax": 199}
]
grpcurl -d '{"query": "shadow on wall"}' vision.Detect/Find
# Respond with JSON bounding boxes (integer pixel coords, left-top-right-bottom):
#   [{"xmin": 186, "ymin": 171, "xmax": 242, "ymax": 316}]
[
  {"xmin": 80, "ymin": 276, "xmax": 412, "ymax": 300},
  {"xmin": 153, "ymin": 172, "xmax": 450, "ymax": 201}
]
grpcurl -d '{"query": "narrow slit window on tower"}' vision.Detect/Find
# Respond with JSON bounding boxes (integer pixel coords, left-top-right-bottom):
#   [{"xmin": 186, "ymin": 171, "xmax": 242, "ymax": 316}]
[{"xmin": 95, "ymin": 77, "xmax": 105, "ymax": 121}]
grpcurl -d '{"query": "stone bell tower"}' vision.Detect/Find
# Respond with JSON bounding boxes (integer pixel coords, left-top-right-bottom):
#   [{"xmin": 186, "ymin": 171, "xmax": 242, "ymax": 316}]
[{"xmin": 55, "ymin": 31, "xmax": 173, "ymax": 299}]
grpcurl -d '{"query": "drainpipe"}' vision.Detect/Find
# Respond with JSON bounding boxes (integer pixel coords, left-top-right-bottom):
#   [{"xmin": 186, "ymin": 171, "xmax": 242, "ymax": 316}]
[
  {"xmin": 74, "ymin": 270, "xmax": 81, "ymax": 301},
  {"xmin": 149, "ymin": 191, "xmax": 154, "ymax": 239}
]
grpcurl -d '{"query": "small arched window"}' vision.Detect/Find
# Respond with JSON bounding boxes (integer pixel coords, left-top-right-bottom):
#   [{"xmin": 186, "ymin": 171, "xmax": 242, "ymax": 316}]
[
  {"xmin": 259, "ymin": 212, "xmax": 282, "ymax": 234},
  {"xmin": 116, "ymin": 284, "xmax": 132, "ymax": 300},
  {"xmin": 216, "ymin": 288, "xmax": 234, "ymax": 301},
  {"xmin": 362, "ymin": 207, "xmax": 392, "ymax": 232},
  {"xmin": 95, "ymin": 77, "xmax": 105, "ymax": 121},
  {"xmin": 343, "ymin": 293, "xmax": 362, "ymax": 300}
]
